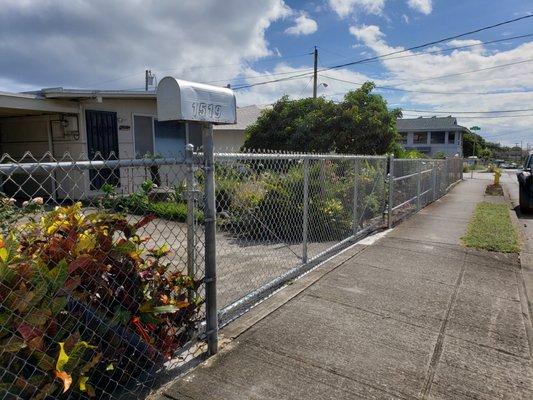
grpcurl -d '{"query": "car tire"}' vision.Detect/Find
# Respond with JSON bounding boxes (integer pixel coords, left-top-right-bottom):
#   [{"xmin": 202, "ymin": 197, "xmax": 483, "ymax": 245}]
[{"xmin": 519, "ymin": 183, "xmax": 533, "ymax": 214}]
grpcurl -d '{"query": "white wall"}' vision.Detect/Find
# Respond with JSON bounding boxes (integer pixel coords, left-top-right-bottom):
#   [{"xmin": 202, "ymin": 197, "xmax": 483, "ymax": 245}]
[
  {"xmin": 0, "ymin": 97, "xmax": 238, "ymax": 200},
  {"xmin": 212, "ymin": 128, "xmax": 246, "ymax": 152},
  {"xmin": 0, "ymin": 115, "xmax": 56, "ymax": 197}
]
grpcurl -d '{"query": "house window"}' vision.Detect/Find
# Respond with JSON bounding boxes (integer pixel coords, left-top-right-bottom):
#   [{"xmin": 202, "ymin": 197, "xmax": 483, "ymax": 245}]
[
  {"xmin": 413, "ymin": 132, "xmax": 428, "ymax": 144},
  {"xmin": 398, "ymin": 132, "xmax": 408, "ymax": 144},
  {"xmin": 448, "ymin": 132, "xmax": 456, "ymax": 144},
  {"xmin": 431, "ymin": 132, "xmax": 445, "ymax": 144},
  {"xmin": 133, "ymin": 115, "xmax": 186, "ymax": 158}
]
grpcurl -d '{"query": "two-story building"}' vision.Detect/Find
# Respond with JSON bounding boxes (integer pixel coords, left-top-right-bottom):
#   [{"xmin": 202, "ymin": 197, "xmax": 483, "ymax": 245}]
[{"xmin": 396, "ymin": 116, "xmax": 469, "ymax": 157}]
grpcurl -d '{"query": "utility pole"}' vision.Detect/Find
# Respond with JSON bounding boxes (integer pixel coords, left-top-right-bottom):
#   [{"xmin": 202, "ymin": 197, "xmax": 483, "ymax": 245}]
[
  {"xmin": 312, "ymin": 46, "xmax": 318, "ymax": 99},
  {"xmin": 470, "ymin": 126, "xmax": 481, "ymax": 158}
]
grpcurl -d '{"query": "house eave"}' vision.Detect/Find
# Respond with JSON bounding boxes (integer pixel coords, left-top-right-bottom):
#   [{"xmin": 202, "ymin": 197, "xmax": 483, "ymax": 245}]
[{"xmin": 37, "ymin": 88, "xmax": 157, "ymax": 100}]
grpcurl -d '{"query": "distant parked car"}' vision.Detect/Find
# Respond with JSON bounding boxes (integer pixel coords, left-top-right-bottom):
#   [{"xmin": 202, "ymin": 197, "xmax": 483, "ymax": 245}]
[{"xmin": 517, "ymin": 152, "xmax": 533, "ymax": 213}]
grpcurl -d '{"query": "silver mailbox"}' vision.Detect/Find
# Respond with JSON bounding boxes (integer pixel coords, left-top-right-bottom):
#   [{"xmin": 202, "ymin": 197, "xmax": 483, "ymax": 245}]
[{"xmin": 157, "ymin": 77, "xmax": 236, "ymax": 124}]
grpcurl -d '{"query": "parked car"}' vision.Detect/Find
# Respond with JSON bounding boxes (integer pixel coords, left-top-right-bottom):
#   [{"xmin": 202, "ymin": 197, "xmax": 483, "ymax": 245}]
[{"xmin": 517, "ymin": 152, "xmax": 533, "ymax": 213}]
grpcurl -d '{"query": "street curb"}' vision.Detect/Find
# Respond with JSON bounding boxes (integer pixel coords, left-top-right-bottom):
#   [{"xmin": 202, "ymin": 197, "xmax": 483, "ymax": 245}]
[{"xmin": 502, "ymin": 185, "xmax": 533, "ymax": 357}]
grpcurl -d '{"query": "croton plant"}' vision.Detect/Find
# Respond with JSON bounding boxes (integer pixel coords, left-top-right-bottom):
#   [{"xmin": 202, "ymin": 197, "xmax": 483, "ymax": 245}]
[{"xmin": 0, "ymin": 202, "xmax": 203, "ymax": 399}]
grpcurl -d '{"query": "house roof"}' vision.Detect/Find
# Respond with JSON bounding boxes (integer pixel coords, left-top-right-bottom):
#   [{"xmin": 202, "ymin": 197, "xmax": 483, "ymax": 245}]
[
  {"xmin": 214, "ymin": 105, "xmax": 264, "ymax": 130},
  {"xmin": 0, "ymin": 91, "xmax": 79, "ymax": 117},
  {"xmin": 397, "ymin": 116, "xmax": 470, "ymax": 132},
  {"xmin": 33, "ymin": 87, "xmax": 157, "ymax": 100}
]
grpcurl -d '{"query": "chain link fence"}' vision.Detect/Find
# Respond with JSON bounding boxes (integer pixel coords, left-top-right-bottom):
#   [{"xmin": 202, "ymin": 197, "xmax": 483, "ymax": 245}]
[
  {"xmin": 213, "ymin": 152, "xmax": 389, "ymax": 323},
  {"xmin": 388, "ymin": 157, "xmax": 463, "ymax": 226},
  {"xmin": 0, "ymin": 152, "xmax": 208, "ymax": 400},
  {"xmin": 0, "ymin": 150, "xmax": 463, "ymax": 399}
]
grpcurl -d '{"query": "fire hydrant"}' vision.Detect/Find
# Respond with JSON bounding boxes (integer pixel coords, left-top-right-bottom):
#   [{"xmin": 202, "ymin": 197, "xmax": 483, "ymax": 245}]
[{"xmin": 494, "ymin": 169, "xmax": 501, "ymax": 186}]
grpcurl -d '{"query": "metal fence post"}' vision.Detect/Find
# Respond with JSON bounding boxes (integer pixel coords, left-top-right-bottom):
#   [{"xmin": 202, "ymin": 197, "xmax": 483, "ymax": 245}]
[
  {"xmin": 445, "ymin": 158, "xmax": 449, "ymax": 191},
  {"xmin": 185, "ymin": 143, "xmax": 196, "ymax": 302},
  {"xmin": 432, "ymin": 161, "xmax": 438, "ymax": 202},
  {"xmin": 202, "ymin": 123, "xmax": 218, "ymax": 356},
  {"xmin": 416, "ymin": 159, "xmax": 422, "ymax": 211},
  {"xmin": 387, "ymin": 154, "xmax": 394, "ymax": 229},
  {"xmin": 302, "ymin": 158, "xmax": 310, "ymax": 264},
  {"xmin": 352, "ymin": 158, "xmax": 359, "ymax": 236}
]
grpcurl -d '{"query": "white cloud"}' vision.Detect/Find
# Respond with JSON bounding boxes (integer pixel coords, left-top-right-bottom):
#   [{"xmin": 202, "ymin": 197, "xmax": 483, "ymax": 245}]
[
  {"xmin": 407, "ymin": 0, "xmax": 433, "ymax": 14},
  {"xmin": 0, "ymin": 0, "xmax": 291, "ymax": 90},
  {"xmin": 235, "ymin": 63, "xmax": 376, "ymax": 106},
  {"xmin": 285, "ymin": 13, "xmax": 318, "ymax": 36},
  {"xmin": 329, "ymin": 0, "xmax": 433, "ymax": 18},
  {"xmin": 328, "ymin": 0, "xmax": 386, "ymax": 18},
  {"xmin": 348, "ymin": 24, "xmax": 533, "ymax": 145}
]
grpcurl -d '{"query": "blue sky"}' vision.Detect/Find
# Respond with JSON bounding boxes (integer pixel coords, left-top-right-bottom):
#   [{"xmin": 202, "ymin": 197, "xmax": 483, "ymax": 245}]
[{"xmin": 0, "ymin": 0, "xmax": 531, "ymax": 146}]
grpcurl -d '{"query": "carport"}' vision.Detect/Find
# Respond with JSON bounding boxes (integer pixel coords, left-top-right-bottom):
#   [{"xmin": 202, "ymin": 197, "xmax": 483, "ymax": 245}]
[{"xmin": 0, "ymin": 91, "xmax": 80, "ymax": 198}]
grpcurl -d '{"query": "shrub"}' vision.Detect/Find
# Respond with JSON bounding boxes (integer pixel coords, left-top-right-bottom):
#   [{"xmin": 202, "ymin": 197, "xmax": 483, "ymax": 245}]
[
  {"xmin": 0, "ymin": 193, "xmax": 42, "ymax": 235},
  {"xmin": 220, "ymin": 161, "xmax": 357, "ymax": 242},
  {"xmin": 103, "ymin": 182, "xmax": 204, "ymax": 223},
  {"xmin": 0, "ymin": 204, "xmax": 202, "ymax": 398},
  {"xmin": 150, "ymin": 201, "xmax": 204, "ymax": 222}
]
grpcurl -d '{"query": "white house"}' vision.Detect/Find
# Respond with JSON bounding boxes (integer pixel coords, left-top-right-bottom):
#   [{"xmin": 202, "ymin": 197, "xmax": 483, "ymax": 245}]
[
  {"xmin": 0, "ymin": 87, "xmax": 251, "ymax": 199},
  {"xmin": 396, "ymin": 116, "xmax": 469, "ymax": 157},
  {"xmin": 212, "ymin": 105, "xmax": 264, "ymax": 151}
]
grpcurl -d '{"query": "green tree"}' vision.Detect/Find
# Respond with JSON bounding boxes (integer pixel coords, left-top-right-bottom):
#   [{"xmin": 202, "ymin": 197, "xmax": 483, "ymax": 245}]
[
  {"xmin": 479, "ymin": 147, "xmax": 493, "ymax": 161},
  {"xmin": 463, "ymin": 132, "xmax": 486, "ymax": 157},
  {"xmin": 243, "ymin": 82, "xmax": 402, "ymax": 155}
]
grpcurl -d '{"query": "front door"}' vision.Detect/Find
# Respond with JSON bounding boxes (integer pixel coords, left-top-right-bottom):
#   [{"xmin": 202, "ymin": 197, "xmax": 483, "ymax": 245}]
[{"xmin": 86, "ymin": 110, "xmax": 120, "ymax": 190}]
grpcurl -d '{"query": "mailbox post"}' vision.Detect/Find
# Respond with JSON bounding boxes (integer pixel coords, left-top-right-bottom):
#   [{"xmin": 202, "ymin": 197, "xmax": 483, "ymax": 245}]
[{"xmin": 157, "ymin": 77, "xmax": 237, "ymax": 356}]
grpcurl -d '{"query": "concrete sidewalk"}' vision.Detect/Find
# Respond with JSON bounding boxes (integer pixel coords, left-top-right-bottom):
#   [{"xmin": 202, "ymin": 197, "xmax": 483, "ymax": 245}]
[{"xmin": 157, "ymin": 179, "xmax": 533, "ymax": 400}]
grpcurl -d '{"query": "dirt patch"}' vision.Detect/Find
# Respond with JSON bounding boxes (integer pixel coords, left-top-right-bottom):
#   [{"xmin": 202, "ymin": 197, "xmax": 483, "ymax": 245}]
[{"xmin": 485, "ymin": 184, "xmax": 503, "ymax": 196}]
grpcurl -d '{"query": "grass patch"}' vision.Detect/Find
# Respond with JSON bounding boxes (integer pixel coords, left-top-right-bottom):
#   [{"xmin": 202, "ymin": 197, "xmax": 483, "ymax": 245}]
[{"xmin": 462, "ymin": 202, "xmax": 520, "ymax": 253}]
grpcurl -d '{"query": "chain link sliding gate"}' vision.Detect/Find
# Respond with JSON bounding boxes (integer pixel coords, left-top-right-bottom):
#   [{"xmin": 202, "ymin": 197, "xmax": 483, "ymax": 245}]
[
  {"xmin": 0, "ymin": 151, "xmax": 462, "ymax": 399},
  {"xmin": 213, "ymin": 152, "xmax": 388, "ymax": 324}
]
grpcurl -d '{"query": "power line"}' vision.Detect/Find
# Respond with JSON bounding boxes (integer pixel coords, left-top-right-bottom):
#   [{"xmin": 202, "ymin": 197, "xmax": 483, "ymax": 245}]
[
  {"xmin": 389, "ymin": 58, "xmax": 533, "ymax": 87},
  {"xmin": 320, "ymin": 33, "xmax": 533, "ymax": 65},
  {"xmin": 299, "ymin": 76, "xmax": 314, "ymax": 97},
  {"xmin": 402, "ymin": 113, "xmax": 533, "ymax": 119},
  {"xmin": 210, "ymin": 32, "xmax": 533, "ymax": 88},
  {"xmin": 482, "ymin": 129, "xmax": 532, "ymax": 138},
  {"xmin": 232, "ymin": 71, "xmax": 313, "ymax": 90},
  {"xmin": 402, "ymin": 107, "xmax": 533, "ymax": 114},
  {"xmin": 319, "ymin": 74, "xmax": 533, "ymax": 95},
  {"xmin": 322, "ymin": 14, "xmax": 533, "ymax": 72},
  {"xmin": 233, "ymin": 15, "xmax": 533, "ymax": 90},
  {"xmin": 86, "ymin": 52, "xmax": 311, "ymax": 88}
]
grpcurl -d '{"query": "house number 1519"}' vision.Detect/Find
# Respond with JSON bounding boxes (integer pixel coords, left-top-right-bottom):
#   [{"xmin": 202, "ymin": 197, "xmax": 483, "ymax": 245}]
[{"xmin": 191, "ymin": 102, "xmax": 222, "ymax": 119}]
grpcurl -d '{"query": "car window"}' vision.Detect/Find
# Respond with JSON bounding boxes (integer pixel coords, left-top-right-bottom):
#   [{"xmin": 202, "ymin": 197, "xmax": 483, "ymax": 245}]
[{"xmin": 526, "ymin": 155, "xmax": 533, "ymax": 169}]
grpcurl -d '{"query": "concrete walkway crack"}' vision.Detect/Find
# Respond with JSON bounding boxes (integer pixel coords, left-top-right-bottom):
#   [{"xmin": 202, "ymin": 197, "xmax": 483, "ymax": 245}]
[
  {"xmin": 245, "ymin": 340, "xmax": 417, "ymax": 400},
  {"xmin": 420, "ymin": 259, "xmax": 466, "ymax": 398}
]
